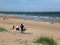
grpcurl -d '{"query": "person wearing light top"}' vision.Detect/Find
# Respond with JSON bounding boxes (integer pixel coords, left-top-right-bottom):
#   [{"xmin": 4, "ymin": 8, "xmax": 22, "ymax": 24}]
[
  {"xmin": 9, "ymin": 24, "xmax": 15, "ymax": 32},
  {"xmin": 16, "ymin": 25, "xmax": 19, "ymax": 31}
]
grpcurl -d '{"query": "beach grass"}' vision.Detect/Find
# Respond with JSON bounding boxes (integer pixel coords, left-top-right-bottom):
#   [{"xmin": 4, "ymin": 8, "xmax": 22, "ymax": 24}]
[
  {"xmin": 34, "ymin": 36, "xmax": 57, "ymax": 45},
  {"xmin": 0, "ymin": 27, "xmax": 8, "ymax": 32}
]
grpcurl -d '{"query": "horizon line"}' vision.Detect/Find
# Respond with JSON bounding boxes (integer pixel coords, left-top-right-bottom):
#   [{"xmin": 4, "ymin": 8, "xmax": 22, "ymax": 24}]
[{"xmin": 0, "ymin": 11, "xmax": 60, "ymax": 13}]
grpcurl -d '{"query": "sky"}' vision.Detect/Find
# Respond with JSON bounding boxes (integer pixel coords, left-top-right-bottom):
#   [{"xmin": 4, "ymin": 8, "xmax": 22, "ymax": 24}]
[{"xmin": 0, "ymin": 0, "xmax": 60, "ymax": 12}]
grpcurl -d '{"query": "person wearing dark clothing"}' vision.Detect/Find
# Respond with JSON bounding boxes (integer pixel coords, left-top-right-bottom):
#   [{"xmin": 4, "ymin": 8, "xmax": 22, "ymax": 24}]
[{"xmin": 20, "ymin": 24, "xmax": 24, "ymax": 33}]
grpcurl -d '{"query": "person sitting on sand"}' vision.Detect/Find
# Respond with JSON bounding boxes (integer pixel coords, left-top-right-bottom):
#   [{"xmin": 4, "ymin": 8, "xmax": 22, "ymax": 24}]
[
  {"xmin": 16, "ymin": 25, "xmax": 19, "ymax": 31},
  {"xmin": 23, "ymin": 25, "xmax": 26, "ymax": 32},
  {"xmin": 12, "ymin": 25, "xmax": 15, "ymax": 30},
  {"xmin": 10, "ymin": 24, "xmax": 15, "ymax": 32}
]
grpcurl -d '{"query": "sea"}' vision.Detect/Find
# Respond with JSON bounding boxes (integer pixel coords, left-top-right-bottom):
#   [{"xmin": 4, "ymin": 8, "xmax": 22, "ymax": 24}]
[{"xmin": 0, "ymin": 12, "xmax": 60, "ymax": 22}]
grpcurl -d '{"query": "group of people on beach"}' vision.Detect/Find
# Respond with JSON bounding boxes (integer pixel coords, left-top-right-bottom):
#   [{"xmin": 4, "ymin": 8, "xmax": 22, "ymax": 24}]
[{"xmin": 10, "ymin": 24, "xmax": 26, "ymax": 33}]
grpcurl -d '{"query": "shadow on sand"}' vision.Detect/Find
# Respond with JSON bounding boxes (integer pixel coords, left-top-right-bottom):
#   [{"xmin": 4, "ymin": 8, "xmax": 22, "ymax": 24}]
[{"xmin": 20, "ymin": 32, "xmax": 33, "ymax": 35}]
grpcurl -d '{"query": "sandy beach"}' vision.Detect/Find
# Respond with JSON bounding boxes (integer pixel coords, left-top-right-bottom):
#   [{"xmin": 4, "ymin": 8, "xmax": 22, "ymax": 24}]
[{"xmin": 0, "ymin": 15, "xmax": 60, "ymax": 45}]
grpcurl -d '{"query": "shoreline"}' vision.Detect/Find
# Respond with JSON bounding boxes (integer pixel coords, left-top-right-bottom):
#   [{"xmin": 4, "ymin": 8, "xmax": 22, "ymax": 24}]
[{"xmin": 0, "ymin": 14, "xmax": 60, "ymax": 24}]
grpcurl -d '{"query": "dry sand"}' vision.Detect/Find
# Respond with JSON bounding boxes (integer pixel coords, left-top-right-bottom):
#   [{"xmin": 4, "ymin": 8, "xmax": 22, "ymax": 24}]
[{"xmin": 0, "ymin": 15, "xmax": 60, "ymax": 45}]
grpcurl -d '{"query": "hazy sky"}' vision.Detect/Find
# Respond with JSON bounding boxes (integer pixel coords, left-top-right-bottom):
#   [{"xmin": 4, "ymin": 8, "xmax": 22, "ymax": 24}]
[{"xmin": 0, "ymin": 0, "xmax": 60, "ymax": 11}]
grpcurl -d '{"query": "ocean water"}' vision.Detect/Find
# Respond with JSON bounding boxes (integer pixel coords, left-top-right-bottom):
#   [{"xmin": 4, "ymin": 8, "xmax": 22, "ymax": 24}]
[{"xmin": 0, "ymin": 12, "xmax": 60, "ymax": 22}]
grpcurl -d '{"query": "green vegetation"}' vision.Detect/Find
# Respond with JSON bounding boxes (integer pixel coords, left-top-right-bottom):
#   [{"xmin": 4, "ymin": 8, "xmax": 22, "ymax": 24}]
[
  {"xmin": 34, "ymin": 36, "xmax": 57, "ymax": 45},
  {"xmin": 0, "ymin": 27, "xmax": 8, "ymax": 32}
]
